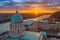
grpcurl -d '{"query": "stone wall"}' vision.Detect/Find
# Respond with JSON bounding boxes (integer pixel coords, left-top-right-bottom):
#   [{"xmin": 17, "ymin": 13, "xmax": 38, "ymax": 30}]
[{"xmin": 25, "ymin": 22, "xmax": 60, "ymax": 32}]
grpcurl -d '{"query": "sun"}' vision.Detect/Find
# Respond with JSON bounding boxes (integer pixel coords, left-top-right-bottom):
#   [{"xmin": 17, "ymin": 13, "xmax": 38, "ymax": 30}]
[{"xmin": 32, "ymin": 8, "xmax": 40, "ymax": 16}]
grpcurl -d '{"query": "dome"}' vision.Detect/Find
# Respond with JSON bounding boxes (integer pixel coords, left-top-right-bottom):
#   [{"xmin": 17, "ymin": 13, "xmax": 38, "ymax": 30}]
[{"xmin": 11, "ymin": 13, "xmax": 23, "ymax": 23}]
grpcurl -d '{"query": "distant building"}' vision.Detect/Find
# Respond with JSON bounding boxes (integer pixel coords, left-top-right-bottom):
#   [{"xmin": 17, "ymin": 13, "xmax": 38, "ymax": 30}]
[
  {"xmin": 24, "ymin": 20, "xmax": 39, "ymax": 31},
  {"xmin": 24, "ymin": 20, "xmax": 34, "ymax": 31}
]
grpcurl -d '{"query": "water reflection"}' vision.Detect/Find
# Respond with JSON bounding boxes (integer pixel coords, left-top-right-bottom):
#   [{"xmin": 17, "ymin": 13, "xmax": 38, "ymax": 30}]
[{"xmin": 0, "ymin": 22, "xmax": 10, "ymax": 33}]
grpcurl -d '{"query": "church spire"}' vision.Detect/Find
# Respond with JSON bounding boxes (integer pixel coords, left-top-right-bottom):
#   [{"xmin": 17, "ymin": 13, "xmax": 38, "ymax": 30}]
[{"xmin": 16, "ymin": 7, "xmax": 18, "ymax": 13}]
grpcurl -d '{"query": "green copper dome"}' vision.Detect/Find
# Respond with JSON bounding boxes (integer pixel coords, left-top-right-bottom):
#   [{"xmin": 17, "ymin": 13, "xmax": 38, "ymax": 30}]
[{"xmin": 11, "ymin": 13, "xmax": 23, "ymax": 23}]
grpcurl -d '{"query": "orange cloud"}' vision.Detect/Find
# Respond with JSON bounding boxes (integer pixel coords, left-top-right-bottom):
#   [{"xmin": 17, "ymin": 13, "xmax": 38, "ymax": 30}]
[{"xmin": 0, "ymin": 6, "xmax": 59, "ymax": 15}]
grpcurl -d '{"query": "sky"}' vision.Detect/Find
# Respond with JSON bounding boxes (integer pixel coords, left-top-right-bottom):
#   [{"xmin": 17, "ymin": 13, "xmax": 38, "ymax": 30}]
[{"xmin": 0, "ymin": 0, "xmax": 60, "ymax": 14}]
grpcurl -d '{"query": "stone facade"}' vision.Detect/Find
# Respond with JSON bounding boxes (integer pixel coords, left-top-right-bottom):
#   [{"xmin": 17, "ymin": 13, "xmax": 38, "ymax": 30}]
[{"xmin": 9, "ymin": 23, "xmax": 25, "ymax": 38}]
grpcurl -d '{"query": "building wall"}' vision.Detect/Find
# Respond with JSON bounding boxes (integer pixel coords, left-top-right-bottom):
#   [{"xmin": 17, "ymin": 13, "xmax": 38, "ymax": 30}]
[
  {"xmin": 38, "ymin": 22, "xmax": 60, "ymax": 32},
  {"xmin": 25, "ymin": 22, "xmax": 60, "ymax": 32}
]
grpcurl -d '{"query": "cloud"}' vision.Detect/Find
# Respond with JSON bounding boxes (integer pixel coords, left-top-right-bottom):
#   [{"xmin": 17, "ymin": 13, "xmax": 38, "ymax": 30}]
[
  {"xmin": 0, "ymin": 0, "xmax": 10, "ymax": 6},
  {"xmin": 0, "ymin": 0, "xmax": 5, "ymax": 1},
  {"xmin": 0, "ymin": 0, "xmax": 60, "ymax": 7},
  {"xmin": 0, "ymin": 1, "xmax": 5, "ymax": 6},
  {"xmin": 12, "ymin": 0, "xmax": 24, "ymax": 3}
]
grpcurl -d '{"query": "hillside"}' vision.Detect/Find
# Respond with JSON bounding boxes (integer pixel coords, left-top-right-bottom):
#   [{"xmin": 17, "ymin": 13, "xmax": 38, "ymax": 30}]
[{"xmin": 49, "ymin": 11, "xmax": 60, "ymax": 22}]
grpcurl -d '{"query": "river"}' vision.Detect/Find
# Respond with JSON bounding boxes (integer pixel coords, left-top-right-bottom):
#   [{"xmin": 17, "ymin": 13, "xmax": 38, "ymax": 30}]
[
  {"xmin": 0, "ymin": 14, "xmax": 51, "ymax": 33},
  {"xmin": 0, "ymin": 22, "xmax": 10, "ymax": 33}
]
